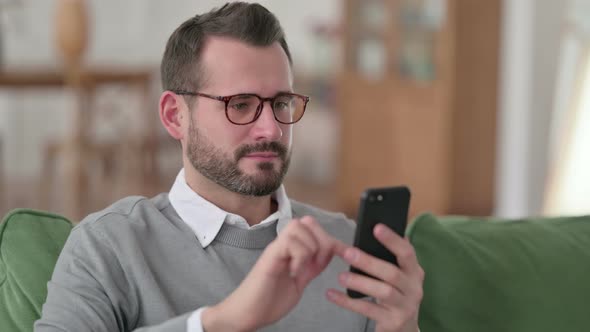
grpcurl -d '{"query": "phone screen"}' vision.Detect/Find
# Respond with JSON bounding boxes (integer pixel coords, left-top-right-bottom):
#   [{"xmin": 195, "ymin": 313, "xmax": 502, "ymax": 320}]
[{"xmin": 347, "ymin": 186, "xmax": 411, "ymax": 298}]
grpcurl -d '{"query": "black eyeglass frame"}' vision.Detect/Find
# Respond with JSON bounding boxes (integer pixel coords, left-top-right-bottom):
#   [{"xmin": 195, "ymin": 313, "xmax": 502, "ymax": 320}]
[{"xmin": 171, "ymin": 90, "xmax": 310, "ymax": 125}]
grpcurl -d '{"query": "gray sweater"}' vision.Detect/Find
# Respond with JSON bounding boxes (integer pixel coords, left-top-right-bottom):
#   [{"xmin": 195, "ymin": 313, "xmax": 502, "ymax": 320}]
[{"xmin": 35, "ymin": 194, "xmax": 373, "ymax": 331}]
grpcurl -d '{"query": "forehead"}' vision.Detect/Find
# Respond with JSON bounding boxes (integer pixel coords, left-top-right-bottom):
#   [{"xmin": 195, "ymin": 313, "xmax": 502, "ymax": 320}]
[{"xmin": 199, "ymin": 36, "xmax": 293, "ymax": 95}]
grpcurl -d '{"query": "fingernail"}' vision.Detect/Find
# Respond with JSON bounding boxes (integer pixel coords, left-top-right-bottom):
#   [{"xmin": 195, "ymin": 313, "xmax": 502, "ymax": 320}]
[
  {"xmin": 374, "ymin": 223, "xmax": 386, "ymax": 236},
  {"xmin": 301, "ymin": 217, "xmax": 313, "ymax": 224},
  {"xmin": 345, "ymin": 248, "xmax": 358, "ymax": 262},
  {"xmin": 338, "ymin": 273, "xmax": 349, "ymax": 285},
  {"xmin": 326, "ymin": 289, "xmax": 338, "ymax": 300}
]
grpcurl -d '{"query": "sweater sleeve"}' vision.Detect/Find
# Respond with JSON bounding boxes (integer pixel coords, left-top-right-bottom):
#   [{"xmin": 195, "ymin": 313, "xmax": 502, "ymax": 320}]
[{"xmin": 34, "ymin": 223, "xmax": 195, "ymax": 332}]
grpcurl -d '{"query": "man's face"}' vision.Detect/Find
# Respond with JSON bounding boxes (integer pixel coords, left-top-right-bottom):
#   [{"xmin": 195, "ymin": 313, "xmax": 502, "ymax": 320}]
[{"xmin": 185, "ymin": 37, "xmax": 294, "ymax": 196}]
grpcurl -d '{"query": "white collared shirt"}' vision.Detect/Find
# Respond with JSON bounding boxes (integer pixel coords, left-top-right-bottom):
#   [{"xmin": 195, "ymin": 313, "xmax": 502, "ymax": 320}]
[
  {"xmin": 168, "ymin": 169, "xmax": 293, "ymax": 331},
  {"xmin": 169, "ymin": 169, "xmax": 293, "ymax": 247}
]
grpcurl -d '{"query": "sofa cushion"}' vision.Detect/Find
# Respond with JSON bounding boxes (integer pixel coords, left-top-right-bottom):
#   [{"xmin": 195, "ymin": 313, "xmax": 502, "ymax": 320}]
[
  {"xmin": 407, "ymin": 213, "xmax": 590, "ymax": 332},
  {"xmin": 0, "ymin": 209, "xmax": 73, "ymax": 332}
]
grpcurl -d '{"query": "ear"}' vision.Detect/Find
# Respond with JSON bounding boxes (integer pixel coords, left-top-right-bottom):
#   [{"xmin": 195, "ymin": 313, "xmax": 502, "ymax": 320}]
[{"xmin": 159, "ymin": 91, "xmax": 186, "ymax": 140}]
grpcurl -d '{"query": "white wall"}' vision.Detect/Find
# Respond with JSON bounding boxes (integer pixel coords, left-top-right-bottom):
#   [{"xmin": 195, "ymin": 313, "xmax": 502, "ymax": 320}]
[{"xmin": 2, "ymin": 0, "xmax": 341, "ymax": 71}]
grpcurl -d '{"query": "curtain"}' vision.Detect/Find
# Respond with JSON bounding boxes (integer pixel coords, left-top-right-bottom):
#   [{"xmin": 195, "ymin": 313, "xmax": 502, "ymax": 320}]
[{"xmin": 544, "ymin": 0, "xmax": 590, "ymax": 215}]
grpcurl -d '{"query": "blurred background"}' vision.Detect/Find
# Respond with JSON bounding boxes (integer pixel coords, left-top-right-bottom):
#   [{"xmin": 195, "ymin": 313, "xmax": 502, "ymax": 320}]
[{"xmin": 0, "ymin": 0, "xmax": 588, "ymax": 222}]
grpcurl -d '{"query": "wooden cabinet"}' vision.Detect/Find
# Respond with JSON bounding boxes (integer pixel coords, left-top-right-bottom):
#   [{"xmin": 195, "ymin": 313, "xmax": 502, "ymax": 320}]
[{"xmin": 337, "ymin": 0, "xmax": 500, "ymax": 217}]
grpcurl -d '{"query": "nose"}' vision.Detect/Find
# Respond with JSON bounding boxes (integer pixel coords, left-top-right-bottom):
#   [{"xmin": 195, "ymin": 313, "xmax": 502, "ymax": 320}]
[{"xmin": 250, "ymin": 101, "xmax": 283, "ymax": 141}]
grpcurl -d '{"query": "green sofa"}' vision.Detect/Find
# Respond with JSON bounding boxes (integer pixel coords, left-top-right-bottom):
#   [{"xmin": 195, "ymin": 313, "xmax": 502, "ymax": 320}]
[
  {"xmin": 0, "ymin": 209, "xmax": 73, "ymax": 332},
  {"xmin": 407, "ymin": 213, "xmax": 590, "ymax": 332},
  {"xmin": 1, "ymin": 208, "xmax": 589, "ymax": 331}
]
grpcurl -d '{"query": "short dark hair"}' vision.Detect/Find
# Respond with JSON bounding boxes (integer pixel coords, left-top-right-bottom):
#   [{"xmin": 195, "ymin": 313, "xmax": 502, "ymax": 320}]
[{"xmin": 160, "ymin": 2, "xmax": 292, "ymax": 93}]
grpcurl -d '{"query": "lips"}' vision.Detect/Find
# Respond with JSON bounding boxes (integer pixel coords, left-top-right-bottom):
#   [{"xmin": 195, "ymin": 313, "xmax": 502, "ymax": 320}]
[
  {"xmin": 246, "ymin": 152, "xmax": 278, "ymax": 158},
  {"xmin": 244, "ymin": 152, "xmax": 279, "ymax": 161},
  {"xmin": 235, "ymin": 141, "xmax": 287, "ymax": 161}
]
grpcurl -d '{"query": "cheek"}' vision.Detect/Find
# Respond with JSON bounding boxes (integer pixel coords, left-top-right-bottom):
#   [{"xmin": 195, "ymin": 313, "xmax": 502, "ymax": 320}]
[
  {"xmin": 206, "ymin": 122, "xmax": 252, "ymax": 150},
  {"xmin": 281, "ymin": 125, "xmax": 293, "ymax": 146}
]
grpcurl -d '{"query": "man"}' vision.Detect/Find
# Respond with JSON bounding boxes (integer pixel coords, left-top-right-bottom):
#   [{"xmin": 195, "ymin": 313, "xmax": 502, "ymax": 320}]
[{"xmin": 36, "ymin": 2, "xmax": 423, "ymax": 331}]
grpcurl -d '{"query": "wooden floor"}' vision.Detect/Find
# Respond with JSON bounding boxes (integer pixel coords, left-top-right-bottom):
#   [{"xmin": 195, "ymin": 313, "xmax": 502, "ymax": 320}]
[{"xmin": 0, "ymin": 174, "xmax": 343, "ymax": 222}]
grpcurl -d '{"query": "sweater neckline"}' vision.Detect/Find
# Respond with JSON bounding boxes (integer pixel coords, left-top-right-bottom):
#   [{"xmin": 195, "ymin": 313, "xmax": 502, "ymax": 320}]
[{"xmin": 213, "ymin": 220, "xmax": 278, "ymax": 249}]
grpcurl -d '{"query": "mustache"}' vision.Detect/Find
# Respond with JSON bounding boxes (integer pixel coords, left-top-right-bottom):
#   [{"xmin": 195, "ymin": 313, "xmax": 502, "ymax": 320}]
[{"xmin": 235, "ymin": 141, "xmax": 288, "ymax": 160}]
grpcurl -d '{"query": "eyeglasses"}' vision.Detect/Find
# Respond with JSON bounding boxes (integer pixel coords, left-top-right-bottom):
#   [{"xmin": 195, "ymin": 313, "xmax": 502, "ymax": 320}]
[{"xmin": 172, "ymin": 90, "xmax": 310, "ymax": 125}]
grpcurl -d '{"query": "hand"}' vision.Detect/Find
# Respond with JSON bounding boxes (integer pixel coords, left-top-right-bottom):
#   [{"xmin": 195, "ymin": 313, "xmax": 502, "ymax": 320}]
[
  {"xmin": 327, "ymin": 224, "xmax": 424, "ymax": 332},
  {"xmin": 202, "ymin": 216, "xmax": 346, "ymax": 332}
]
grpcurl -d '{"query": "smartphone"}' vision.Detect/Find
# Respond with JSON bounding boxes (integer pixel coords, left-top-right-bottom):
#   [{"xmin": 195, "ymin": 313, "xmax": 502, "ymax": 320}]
[{"xmin": 347, "ymin": 186, "xmax": 411, "ymax": 298}]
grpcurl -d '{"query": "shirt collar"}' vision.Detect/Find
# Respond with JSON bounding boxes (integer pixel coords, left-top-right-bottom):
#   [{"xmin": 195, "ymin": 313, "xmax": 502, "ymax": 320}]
[{"xmin": 169, "ymin": 169, "xmax": 292, "ymax": 248}]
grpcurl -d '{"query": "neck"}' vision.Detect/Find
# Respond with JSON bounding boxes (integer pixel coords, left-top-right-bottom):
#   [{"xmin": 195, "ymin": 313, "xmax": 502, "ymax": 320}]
[{"xmin": 184, "ymin": 167, "xmax": 278, "ymax": 226}]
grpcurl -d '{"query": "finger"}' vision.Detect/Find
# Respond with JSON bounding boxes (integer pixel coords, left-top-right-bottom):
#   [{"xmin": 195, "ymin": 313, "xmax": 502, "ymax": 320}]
[
  {"xmin": 373, "ymin": 224, "xmax": 424, "ymax": 279},
  {"xmin": 338, "ymin": 272, "xmax": 405, "ymax": 306},
  {"xmin": 299, "ymin": 216, "xmax": 347, "ymax": 264},
  {"xmin": 325, "ymin": 289, "xmax": 388, "ymax": 322},
  {"xmin": 284, "ymin": 219, "xmax": 320, "ymax": 256},
  {"xmin": 340, "ymin": 247, "xmax": 412, "ymax": 295},
  {"xmin": 287, "ymin": 237, "xmax": 314, "ymax": 277}
]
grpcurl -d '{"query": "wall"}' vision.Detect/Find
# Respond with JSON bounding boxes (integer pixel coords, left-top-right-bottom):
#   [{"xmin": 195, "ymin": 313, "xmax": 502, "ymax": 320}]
[
  {"xmin": 1, "ymin": 0, "xmax": 574, "ymax": 217},
  {"xmin": 0, "ymin": 0, "xmax": 342, "ymax": 178}
]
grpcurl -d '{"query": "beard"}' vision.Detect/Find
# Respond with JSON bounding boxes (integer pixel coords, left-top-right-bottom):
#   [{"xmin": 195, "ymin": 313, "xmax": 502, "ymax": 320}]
[{"xmin": 186, "ymin": 121, "xmax": 291, "ymax": 196}]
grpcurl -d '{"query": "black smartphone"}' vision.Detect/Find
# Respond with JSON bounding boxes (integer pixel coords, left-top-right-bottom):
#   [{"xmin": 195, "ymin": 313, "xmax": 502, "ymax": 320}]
[{"xmin": 347, "ymin": 186, "xmax": 411, "ymax": 298}]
